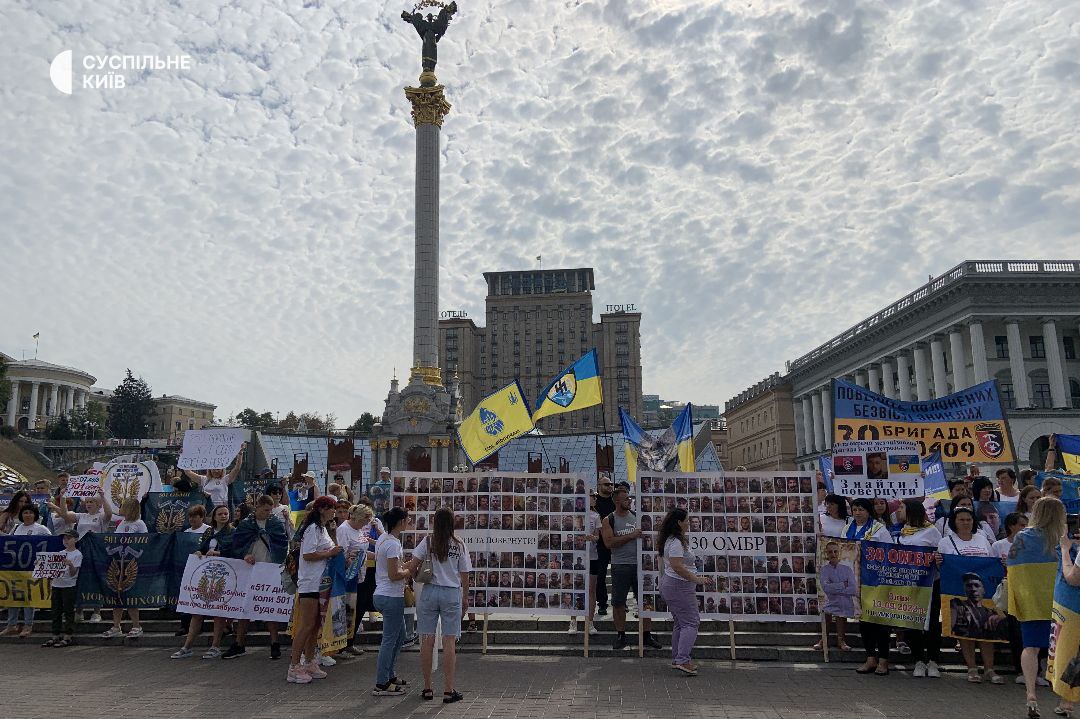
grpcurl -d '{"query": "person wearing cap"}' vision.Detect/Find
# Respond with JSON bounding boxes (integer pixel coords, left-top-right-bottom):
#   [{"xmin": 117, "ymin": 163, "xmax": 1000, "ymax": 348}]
[{"xmin": 41, "ymin": 529, "xmax": 82, "ymax": 648}]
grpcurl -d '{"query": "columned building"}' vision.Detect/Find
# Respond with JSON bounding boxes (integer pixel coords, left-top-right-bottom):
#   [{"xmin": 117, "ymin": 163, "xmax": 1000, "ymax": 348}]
[
  {"xmin": 724, "ymin": 372, "xmax": 798, "ymax": 471},
  {"xmin": 2, "ymin": 353, "xmax": 96, "ymax": 432},
  {"xmin": 788, "ymin": 260, "xmax": 1080, "ymax": 472},
  {"xmin": 438, "ymin": 268, "xmax": 644, "ymax": 434}
]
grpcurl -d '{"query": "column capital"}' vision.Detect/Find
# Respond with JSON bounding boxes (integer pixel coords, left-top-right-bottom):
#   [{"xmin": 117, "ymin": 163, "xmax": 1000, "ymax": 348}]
[{"xmin": 404, "ymin": 83, "xmax": 451, "ymax": 127}]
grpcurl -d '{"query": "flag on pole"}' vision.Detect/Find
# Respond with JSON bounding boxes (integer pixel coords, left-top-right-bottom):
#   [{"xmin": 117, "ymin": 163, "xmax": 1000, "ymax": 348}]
[
  {"xmin": 619, "ymin": 404, "xmax": 695, "ymax": 483},
  {"xmin": 532, "ymin": 350, "xmax": 602, "ymax": 422},
  {"xmin": 458, "ymin": 380, "xmax": 535, "ymax": 465},
  {"xmin": 32, "ymin": 332, "xmax": 40, "ymax": 339},
  {"xmin": 1055, "ymin": 434, "xmax": 1080, "ymax": 474}
]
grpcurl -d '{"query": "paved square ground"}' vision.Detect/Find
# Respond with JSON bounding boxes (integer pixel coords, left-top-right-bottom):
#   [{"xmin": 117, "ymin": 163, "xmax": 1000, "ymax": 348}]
[{"xmin": 2, "ymin": 643, "xmax": 1057, "ymax": 718}]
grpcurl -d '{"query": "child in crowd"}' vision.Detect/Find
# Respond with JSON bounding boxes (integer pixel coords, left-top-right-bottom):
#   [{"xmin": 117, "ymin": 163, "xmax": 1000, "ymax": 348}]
[{"xmin": 42, "ymin": 529, "xmax": 82, "ymax": 648}]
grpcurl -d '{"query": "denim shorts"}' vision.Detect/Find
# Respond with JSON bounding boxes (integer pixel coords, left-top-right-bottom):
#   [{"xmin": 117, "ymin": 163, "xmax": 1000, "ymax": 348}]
[{"xmin": 417, "ymin": 584, "xmax": 463, "ymax": 637}]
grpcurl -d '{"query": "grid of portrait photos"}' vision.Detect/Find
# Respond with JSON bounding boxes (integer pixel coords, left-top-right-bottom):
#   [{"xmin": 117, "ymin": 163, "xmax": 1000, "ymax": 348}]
[
  {"xmin": 636, "ymin": 472, "xmax": 821, "ymax": 622},
  {"xmin": 392, "ymin": 472, "xmax": 590, "ymax": 615}
]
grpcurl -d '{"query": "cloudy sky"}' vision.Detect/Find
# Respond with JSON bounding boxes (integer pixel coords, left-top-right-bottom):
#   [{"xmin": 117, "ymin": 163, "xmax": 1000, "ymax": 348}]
[{"xmin": 2, "ymin": 0, "xmax": 1078, "ymax": 425}]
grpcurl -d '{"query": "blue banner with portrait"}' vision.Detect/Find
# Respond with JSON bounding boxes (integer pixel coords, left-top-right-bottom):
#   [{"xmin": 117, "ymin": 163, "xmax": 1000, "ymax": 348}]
[{"xmin": 940, "ymin": 554, "xmax": 1008, "ymax": 643}]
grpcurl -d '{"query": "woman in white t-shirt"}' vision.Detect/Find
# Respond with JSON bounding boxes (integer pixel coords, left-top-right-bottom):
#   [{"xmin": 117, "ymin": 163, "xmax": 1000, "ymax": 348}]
[
  {"xmin": 658, "ymin": 509, "xmax": 713, "ymax": 676},
  {"xmin": 935, "ymin": 506, "xmax": 1002, "ymax": 684},
  {"xmin": 409, "ymin": 507, "xmax": 471, "ymax": 703},
  {"xmin": 819, "ymin": 494, "xmax": 850, "ymax": 538},
  {"xmin": 48, "ymin": 490, "xmax": 112, "ymax": 539},
  {"xmin": 101, "ymin": 499, "xmax": 147, "ymax": 640},
  {"xmin": 372, "ymin": 507, "xmax": 413, "ymax": 697},
  {"xmin": 287, "ymin": 496, "xmax": 341, "ymax": 685},
  {"xmin": 337, "ymin": 504, "xmax": 373, "ymax": 657},
  {"xmin": 893, "ymin": 500, "xmax": 944, "ymax": 678},
  {"xmin": 182, "ymin": 443, "xmax": 246, "ymax": 510}
]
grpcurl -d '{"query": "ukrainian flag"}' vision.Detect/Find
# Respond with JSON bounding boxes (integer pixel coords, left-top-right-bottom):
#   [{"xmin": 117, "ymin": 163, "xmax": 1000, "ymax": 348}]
[
  {"xmin": 619, "ymin": 405, "xmax": 695, "ymax": 484},
  {"xmin": 619, "ymin": 408, "xmax": 648, "ymax": 485},
  {"xmin": 1048, "ymin": 546, "xmax": 1080, "ymax": 702},
  {"xmin": 1056, "ymin": 433, "xmax": 1080, "ymax": 474},
  {"xmin": 533, "ymin": 349, "xmax": 603, "ymax": 422},
  {"xmin": 458, "ymin": 380, "xmax": 534, "ymax": 465},
  {"xmin": 888, "ymin": 454, "xmax": 920, "ymax": 475},
  {"xmin": 673, "ymin": 404, "xmax": 695, "ymax": 473},
  {"xmin": 1006, "ymin": 528, "xmax": 1058, "ymax": 622}
]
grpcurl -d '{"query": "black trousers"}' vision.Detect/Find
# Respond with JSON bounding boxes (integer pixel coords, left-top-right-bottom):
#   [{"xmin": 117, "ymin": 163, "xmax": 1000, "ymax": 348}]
[
  {"xmin": 594, "ymin": 553, "xmax": 610, "ymax": 611},
  {"xmin": 860, "ymin": 621, "xmax": 892, "ymax": 660},
  {"xmin": 51, "ymin": 586, "xmax": 77, "ymax": 636},
  {"xmin": 907, "ymin": 581, "xmax": 942, "ymax": 663}
]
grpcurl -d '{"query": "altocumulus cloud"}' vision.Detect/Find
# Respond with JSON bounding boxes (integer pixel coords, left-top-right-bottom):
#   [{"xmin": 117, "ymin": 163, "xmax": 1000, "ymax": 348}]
[{"xmin": 0, "ymin": 0, "xmax": 1077, "ymax": 422}]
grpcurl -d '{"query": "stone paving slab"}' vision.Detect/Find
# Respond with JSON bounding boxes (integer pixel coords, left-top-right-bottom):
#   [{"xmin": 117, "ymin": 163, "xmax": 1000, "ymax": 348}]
[{"xmin": 0, "ymin": 643, "xmax": 1055, "ymax": 719}]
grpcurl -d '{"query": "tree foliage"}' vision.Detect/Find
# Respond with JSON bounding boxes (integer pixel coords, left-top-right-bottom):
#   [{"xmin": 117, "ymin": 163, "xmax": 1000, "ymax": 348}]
[
  {"xmin": 234, "ymin": 408, "xmax": 276, "ymax": 428},
  {"xmin": 109, "ymin": 369, "xmax": 154, "ymax": 439},
  {"xmin": 348, "ymin": 412, "xmax": 378, "ymax": 434}
]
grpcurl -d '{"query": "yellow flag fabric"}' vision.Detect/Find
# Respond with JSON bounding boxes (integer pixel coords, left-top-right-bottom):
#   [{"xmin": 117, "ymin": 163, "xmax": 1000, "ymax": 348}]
[{"xmin": 458, "ymin": 381, "xmax": 535, "ymax": 464}]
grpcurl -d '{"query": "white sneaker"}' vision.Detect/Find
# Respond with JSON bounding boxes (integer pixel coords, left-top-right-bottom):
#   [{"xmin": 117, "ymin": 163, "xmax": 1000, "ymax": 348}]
[
  {"xmin": 913, "ymin": 661, "xmax": 927, "ymax": 678},
  {"xmin": 202, "ymin": 646, "xmax": 224, "ymax": 659},
  {"xmin": 89, "ymin": 612, "xmax": 102, "ymax": 623},
  {"xmin": 318, "ymin": 654, "xmax": 336, "ymax": 667},
  {"xmin": 567, "ymin": 619, "xmax": 578, "ymax": 633},
  {"xmin": 100, "ymin": 627, "xmax": 124, "ymax": 638},
  {"xmin": 927, "ymin": 661, "xmax": 941, "ymax": 678},
  {"xmin": 587, "ymin": 621, "xmax": 598, "ymax": 635},
  {"xmin": 1016, "ymin": 675, "xmax": 1026, "ymax": 685},
  {"xmin": 127, "ymin": 626, "xmax": 143, "ymax": 638},
  {"xmin": 170, "ymin": 647, "xmax": 193, "ymax": 659}
]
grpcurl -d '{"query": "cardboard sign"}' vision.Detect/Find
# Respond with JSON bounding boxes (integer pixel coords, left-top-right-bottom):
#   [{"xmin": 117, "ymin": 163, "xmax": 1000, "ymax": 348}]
[
  {"xmin": 64, "ymin": 475, "xmax": 101, "ymax": 499},
  {"xmin": 32, "ymin": 552, "xmax": 69, "ymax": 580},
  {"xmin": 830, "ymin": 440, "xmax": 924, "ymax": 498},
  {"xmin": 178, "ymin": 429, "xmax": 246, "ymax": 470}
]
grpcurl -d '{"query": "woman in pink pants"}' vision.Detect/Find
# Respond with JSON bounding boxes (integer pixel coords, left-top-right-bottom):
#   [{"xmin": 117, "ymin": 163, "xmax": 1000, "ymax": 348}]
[{"xmin": 658, "ymin": 509, "xmax": 713, "ymax": 675}]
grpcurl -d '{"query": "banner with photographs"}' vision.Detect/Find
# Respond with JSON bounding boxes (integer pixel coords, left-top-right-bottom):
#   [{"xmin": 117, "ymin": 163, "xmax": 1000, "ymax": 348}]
[
  {"xmin": 636, "ymin": 472, "xmax": 820, "ymax": 622},
  {"xmin": 830, "ymin": 440, "xmax": 924, "ymax": 499},
  {"xmin": 940, "ymin": 554, "xmax": 1008, "ymax": 643},
  {"xmin": 817, "ymin": 538, "xmax": 861, "ymax": 619},
  {"xmin": 392, "ymin": 472, "xmax": 589, "ymax": 615}
]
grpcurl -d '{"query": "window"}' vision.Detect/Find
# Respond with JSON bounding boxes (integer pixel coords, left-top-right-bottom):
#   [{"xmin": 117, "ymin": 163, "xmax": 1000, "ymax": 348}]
[
  {"xmin": 1071, "ymin": 379, "xmax": 1080, "ymax": 409},
  {"xmin": 1065, "ymin": 337, "xmax": 1076, "ymax": 360},
  {"xmin": 1000, "ymin": 383, "xmax": 1015, "ymax": 409},
  {"xmin": 995, "ymin": 336, "xmax": 1009, "ymax": 359},
  {"xmin": 1030, "ymin": 336, "xmax": 1046, "ymax": 359}
]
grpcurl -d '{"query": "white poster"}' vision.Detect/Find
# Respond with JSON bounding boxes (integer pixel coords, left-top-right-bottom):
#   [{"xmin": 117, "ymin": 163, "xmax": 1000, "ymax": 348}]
[
  {"xmin": 63, "ymin": 475, "xmax": 101, "ymax": 499},
  {"xmin": 830, "ymin": 439, "xmax": 923, "ymax": 498},
  {"xmin": 177, "ymin": 428, "xmax": 247, "ymax": 470},
  {"xmin": 394, "ymin": 472, "xmax": 589, "ymax": 616},
  {"xmin": 637, "ymin": 472, "xmax": 821, "ymax": 623},
  {"xmin": 177, "ymin": 554, "xmax": 292, "ymax": 621},
  {"xmin": 99, "ymin": 461, "xmax": 155, "ymax": 514},
  {"xmin": 32, "ymin": 552, "xmax": 69, "ymax": 580}
]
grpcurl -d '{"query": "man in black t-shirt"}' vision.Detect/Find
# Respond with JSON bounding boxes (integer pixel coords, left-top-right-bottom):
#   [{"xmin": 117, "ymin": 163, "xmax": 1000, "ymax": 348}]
[{"xmin": 593, "ymin": 475, "xmax": 616, "ymax": 615}]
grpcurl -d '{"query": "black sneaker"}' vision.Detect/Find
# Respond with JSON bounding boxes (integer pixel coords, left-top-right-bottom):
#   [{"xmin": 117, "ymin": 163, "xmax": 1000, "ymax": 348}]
[
  {"xmin": 269, "ymin": 642, "xmax": 281, "ymax": 660},
  {"xmin": 644, "ymin": 634, "xmax": 662, "ymax": 650},
  {"xmin": 613, "ymin": 634, "xmax": 628, "ymax": 651},
  {"xmin": 597, "ymin": 607, "xmax": 608, "ymax": 616},
  {"xmin": 221, "ymin": 644, "xmax": 246, "ymax": 660}
]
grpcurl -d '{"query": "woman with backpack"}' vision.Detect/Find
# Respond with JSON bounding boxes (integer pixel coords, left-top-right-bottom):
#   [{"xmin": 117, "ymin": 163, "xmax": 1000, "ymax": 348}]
[{"xmin": 287, "ymin": 496, "xmax": 342, "ymax": 684}]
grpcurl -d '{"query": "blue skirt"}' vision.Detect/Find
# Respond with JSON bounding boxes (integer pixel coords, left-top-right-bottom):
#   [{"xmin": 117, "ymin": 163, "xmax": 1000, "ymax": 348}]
[{"xmin": 1020, "ymin": 619, "xmax": 1052, "ymax": 649}]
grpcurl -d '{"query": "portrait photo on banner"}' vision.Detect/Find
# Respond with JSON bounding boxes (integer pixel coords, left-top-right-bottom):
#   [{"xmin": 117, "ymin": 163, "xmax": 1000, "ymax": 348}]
[
  {"xmin": 940, "ymin": 554, "xmax": 1008, "ymax": 643},
  {"xmin": 817, "ymin": 538, "xmax": 861, "ymax": 620},
  {"xmin": 393, "ymin": 472, "xmax": 589, "ymax": 614},
  {"xmin": 637, "ymin": 472, "xmax": 819, "ymax": 621}
]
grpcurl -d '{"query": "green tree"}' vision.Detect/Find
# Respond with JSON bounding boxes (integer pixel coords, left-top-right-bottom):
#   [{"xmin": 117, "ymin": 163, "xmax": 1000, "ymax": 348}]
[
  {"xmin": 46, "ymin": 413, "xmax": 75, "ymax": 440},
  {"xmin": 234, "ymin": 408, "xmax": 276, "ymax": 428},
  {"xmin": 69, "ymin": 403, "xmax": 109, "ymax": 439},
  {"xmin": 0, "ymin": 356, "xmax": 9, "ymax": 409},
  {"xmin": 277, "ymin": 411, "xmax": 299, "ymax": 430},
  {"xmin": 109, "ymin": 369, "xmax": 154, "ymax": 439},
  {"xmin": 348, "ymin": 412, "xmax": 378, "ymax": 434}
]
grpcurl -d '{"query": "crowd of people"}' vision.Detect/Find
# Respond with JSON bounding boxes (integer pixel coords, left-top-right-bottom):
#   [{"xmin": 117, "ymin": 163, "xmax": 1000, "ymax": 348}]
[{"xmin": 1, "ymin": 443, "xmax": 1077, "ymax": 715}]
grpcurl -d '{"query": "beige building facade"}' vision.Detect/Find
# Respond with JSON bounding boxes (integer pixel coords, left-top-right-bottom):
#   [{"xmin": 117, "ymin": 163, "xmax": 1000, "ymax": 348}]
[
  {"xmin": 148, "ymin": 395, "xmax": 217, "ymax": 443},
  {"xmin": 723, "ymin": 372, "xmax": 798, "ymax": 471}
]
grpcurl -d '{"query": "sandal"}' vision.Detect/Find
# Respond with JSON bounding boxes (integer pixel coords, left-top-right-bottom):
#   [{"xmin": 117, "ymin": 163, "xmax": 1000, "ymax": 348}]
[
  {"xmin": 54, "ymin": 638, "xmax": 73, "ymax": 648},
  {"xmin": 1029, "ymin": 701, "xmax": 1041, "ymax": 719},
  {"xmin": 40, "ymin": 637, "xmax": 59, "ymax": 648},
  {"xmin": 443, "ymin": 690, "xmax": 463, "ymax": 704},
  {"xmin": 390, "ymin": 677, "xmax": 407, "ymax": 686},
  {"xmin": 421, "ymin": 689, "xmax": 434, "ymax": 701}
]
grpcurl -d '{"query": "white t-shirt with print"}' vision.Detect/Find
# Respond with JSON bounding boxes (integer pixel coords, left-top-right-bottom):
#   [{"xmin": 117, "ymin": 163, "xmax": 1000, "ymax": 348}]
[
  {"xmin": 298, "ymin": 523, "xmax": 334, "ymax": 593},
  {"xmin": 412, "ymin": 536, "xmax": 473, "ymax": 588},
  {"xmin": 374, "ymin": 534, "xmax": 405, "ymax": 597},
  {"xmin": 183, "ymin": 524, "xmax": 207, "ymax": 534},
  {"xmin": 74, "ymin": 510, "xmax": 108, "ymax": 538},
  {"xmin": 12, "ymin": 522, "xmax": 50, "ymax": 537},
  {"xmin": 991, "ymin": 537, "xmax": 1013, "ymax": 559},
  {"xmin": 938, "ymin": 533, "xmax": 992, "ymax": 557},
  {"xmin": 52, "ymin": 548, "xmax": 82, "ymax": 589},
  {"xmin": 200, "ymin": 476, "xmax": 229, "ymax": 508},
  {"xmin": 114, "ymin": 519, "xmax": 147, "ymax": 534},
  {"xmin": 663, "ymin": 537, "xmax": 698, "ymax": 582}
]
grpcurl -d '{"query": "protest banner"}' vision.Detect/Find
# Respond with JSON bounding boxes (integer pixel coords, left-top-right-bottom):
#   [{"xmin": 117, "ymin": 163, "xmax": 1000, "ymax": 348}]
[
  {"xmin": 817, "ymin": 538, "xmax": 860, "ymax": 620},
  {"xmin": 32, "ymin": 552, "xmax": 69, "ymax": 580},
  {"xmin": 830, "ymin": 440, "xmax": 923, "ymax": 498},
  {"xmin": 177, "ymin": 555, "xmax": 293, "ymax": 621},
  {"xmin": 76, "ymin": 532, "xmax": 176, "ymax": 609},
  {"xmin": 98, "ymin": 460, "xmax": 157, "ymax": 514},
  {"xmin": 637, "ymin": 472, "xmax": 820, "ymax": 622},
  {"xmin": 0, "ymin": 535, "xmax": 63, "ymax": 607},
  {"xmin": 858, "ymin": 539, "xmax": 936, "ymax": 630},
  {"xmin": 316, "ymin": 553, "xmax": 351, "ymax": 654},
  {"xmin": 940, "ymin": 554, "xmax": 1008, "ymax": 643},
  {"xmin": 832, "ymin": 378, "xmax": 1015, "ymax": 462},
  {"xmin": 64, "ymin": 475, "xmax": 101, "ymax": 499},
  {"xmin": 394, "ymin": 472, "xmax": 590, "ymax": 617},
  {"xmin": 177, "ymin": 428, "xmax": 246, "ymax": 470},
  {"xmin": 228, "ymin": 475, "xmax": 265, "ymax": 510},
  {"xmin": 143, "ymin": 490, "xmax": 210, "ymax": 533}
]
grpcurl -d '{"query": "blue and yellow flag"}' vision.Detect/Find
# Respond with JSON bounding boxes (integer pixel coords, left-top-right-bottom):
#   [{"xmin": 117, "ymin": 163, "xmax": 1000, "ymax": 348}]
[
  {"xmin": 1006, "ymin": 528, "xmax": 1058, "ymax": 622},
  {"xmin": 619, "ymin": 405, "xmax": 695, "ymax": 484},
  {"xmin": 533, "ymin": 349, "xmax": 602, "ymax": 422},
  {"xmin": 923, "ymin": 450, "xmax": 949, "ymax": 500},
  {"xmin": 1056, "ymin": 433, "xmax": 1080, "ymax": 474},
  {"xmin": 888, "ymin": 454, "xmax": 920, "ymax": 475},
  {"xmin": 1049, "ymin": 545, "xmax": 1080, "ymax": 702},
  {"xmin": 458, "ymin": 380, "xmax": 534, "ymax": 465}
]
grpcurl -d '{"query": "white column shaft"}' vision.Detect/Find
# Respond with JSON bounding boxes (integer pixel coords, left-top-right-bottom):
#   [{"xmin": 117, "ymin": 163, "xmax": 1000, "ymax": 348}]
[
  {"xmin": 913, "ymin": 346, "xmax": 931, "ymax": 401},
  {"xmin": 27, "ymin": 382, "xmax": 40, "ymax": 429},
  {"xmin": 6, "ymin": 381, "xmax": 18, "ymax": 427},
  {"xmin": 867, "ymin": 366, "xmax": 881, "ymax": 394},
  {"xmin": 820, "ymin": 387, "xmax": 833, "ymax": 450},
  {"xmin": 897, "ymin": 354, "xmax": 913, "ymax": 401},
  {"xmin": 969, "ymin": 321, "xmax": 989, "ymax": 383},
  {"xmin": 881, "ymin": 361, "xmax": 896, "ymax": 399},
  {"xmin": 1006, "ymin": 321, "xmax": 1031, "ymax": 408},
  {"xmin": 1043, "ymin": 320, "xmax": 1069, "ymax": 408},
  {"xmin": 931, "ymin": 337, "xmax": 948, "ymax": 398},
  {"xmin": 949, "ymin": 330, "xmax": 968, "ymax": 390},
  {"xmin": 801, "ymin": 396, "xmax": 815, "ymax": 454},
  {"xmin": 810, "ymin": 393, "xmax": 825, "ymax": 453}
]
